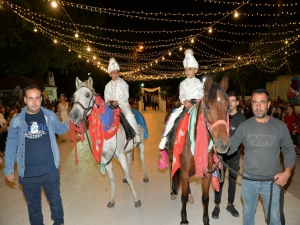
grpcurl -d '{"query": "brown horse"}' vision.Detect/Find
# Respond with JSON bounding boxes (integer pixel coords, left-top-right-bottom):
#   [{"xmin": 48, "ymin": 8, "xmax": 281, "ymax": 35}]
[{"xmin": 168, "ymin": 75, "xmax": 230, "ymax": 225}]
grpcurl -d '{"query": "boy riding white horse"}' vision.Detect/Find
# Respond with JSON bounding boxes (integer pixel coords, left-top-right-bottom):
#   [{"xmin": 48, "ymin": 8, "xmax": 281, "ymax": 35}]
[{"xmin": 104, "ymin": 58, "xmax": 141, "ymax": 143}]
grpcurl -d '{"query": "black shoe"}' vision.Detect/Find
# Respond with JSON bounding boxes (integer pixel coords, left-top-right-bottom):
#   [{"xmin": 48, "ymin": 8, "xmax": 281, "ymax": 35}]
[
  {"xmin": 212, "ymin": 206, "xmax": 220, "ymax": 219},
  {"xmin": 226, "ymin": 204, "xmax": 239, "ymax": 217}
]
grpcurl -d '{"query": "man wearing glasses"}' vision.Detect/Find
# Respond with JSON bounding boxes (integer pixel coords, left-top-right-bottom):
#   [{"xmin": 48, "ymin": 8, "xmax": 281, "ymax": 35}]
[{"xmin": 227, "ymin": 89, "xmax": 295, "ymax": 225}]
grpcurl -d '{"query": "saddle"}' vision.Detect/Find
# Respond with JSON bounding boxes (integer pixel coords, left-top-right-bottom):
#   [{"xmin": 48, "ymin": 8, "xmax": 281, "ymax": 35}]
[
  {"xmin": 109, "ymin": 103, "xmax": 136, "ymax": 141},
  {"xmin": 166, "ymin": 99, "xmax": 198, "ymax": 149}
]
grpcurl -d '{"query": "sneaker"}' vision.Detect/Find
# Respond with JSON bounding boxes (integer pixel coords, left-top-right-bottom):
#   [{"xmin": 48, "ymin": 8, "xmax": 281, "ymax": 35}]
[
  {"xmin": 159, "ymin": 137, "xmax": 168, "ymax": 149},
  {"xmin": 212, "ymin": 206, "xmax": 220, "ymax": 219},
  {"xmin": 226, "ymin": 204, "xmax": 239, "ymax": 217},
  {"xmin": 134, "ymin": 135, "xmax": 141, "ymax": 143}
]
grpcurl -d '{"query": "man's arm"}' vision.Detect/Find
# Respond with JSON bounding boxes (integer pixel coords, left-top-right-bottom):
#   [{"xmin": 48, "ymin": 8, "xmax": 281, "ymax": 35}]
[
  {"xmin": 275, "ymin": 124, "xmax": 296, "ymax": 186},
  {"xmin": 227, "ymin": 123, "xmax": 245, "ymax": 155},
  {"xmin": 4, "ymin": 118, "xmax": 18, "ymax": 180}
]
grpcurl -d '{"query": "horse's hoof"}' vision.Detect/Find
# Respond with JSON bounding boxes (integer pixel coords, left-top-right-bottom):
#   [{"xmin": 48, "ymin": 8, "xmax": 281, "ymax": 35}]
[
  {"xmin": 188, "ymin": 194, "xmax": 194, "ymax": 203},
  {"xmin": 170, "ymin": 193, "xmax": 177, "ymax": 200},
  {"xmin": 143, "ymin": 178, "xmax": 149, "ymax": 183},
  {"xmin": 107, "ymin": 202, "xmax": 115, "ymax": 208},
  {"xmin": 180, "ymin": 221, "xmax": 189, "ymax": 225},
  {"xmin": 135, "ymin": 200, "xmax": 141, "ymax": 207},
  {"xmin": 122, "ymin": 178, "xmax": 127, "ymax": 183}
]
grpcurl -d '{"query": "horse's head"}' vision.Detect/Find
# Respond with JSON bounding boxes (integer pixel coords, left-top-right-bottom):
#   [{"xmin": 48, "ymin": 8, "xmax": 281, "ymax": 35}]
[
  {"xmin": 69, "ymin": 77, "xmax": 95, "ymax": 126},
  {"xmin": 202, "ymin": 75, "xmax": 230, "ymax": 154}
]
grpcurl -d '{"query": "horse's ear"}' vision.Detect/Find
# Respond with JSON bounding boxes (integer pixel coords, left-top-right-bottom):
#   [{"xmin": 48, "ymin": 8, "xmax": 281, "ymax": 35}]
[
  {"xmin": 219, "ymin": 75, "xmax": 229, "ymax": 92},
  {"xmin": 87, "ymin": 77, "xmax": 93, "ymax": 87},
  {"xmin": 75, "ymin": 77, "xmax": 82, "ymax": 89},
  {"xmin": 203, "ymin": 75, "xmax": 212, "ymax": 93}
]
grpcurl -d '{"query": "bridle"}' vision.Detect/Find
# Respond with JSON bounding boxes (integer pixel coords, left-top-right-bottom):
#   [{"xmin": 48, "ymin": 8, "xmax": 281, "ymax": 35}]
[
  {"xmin": 73, "ymin": 85, "xmax": 98, "ymax": 121},
  {"xmin": 202, "ymin": 90, "xmax": 229, "ymax": 142}
]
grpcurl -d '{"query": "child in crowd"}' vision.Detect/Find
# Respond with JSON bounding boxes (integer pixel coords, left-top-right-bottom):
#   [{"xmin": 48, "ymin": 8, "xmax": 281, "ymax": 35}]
[
  {"xmin": 104, "ymin": 58, "xmax": 141, "ymax": 143},
  {"xmin": 159, "ymin": 49, "xmax": 204, "ymax": 149}
]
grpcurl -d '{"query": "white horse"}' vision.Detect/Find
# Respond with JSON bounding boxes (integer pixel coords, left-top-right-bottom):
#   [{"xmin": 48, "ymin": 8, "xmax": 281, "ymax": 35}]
[{"xmin": 69, "ymin": 77, "xmax": 149, "ymax": 208}]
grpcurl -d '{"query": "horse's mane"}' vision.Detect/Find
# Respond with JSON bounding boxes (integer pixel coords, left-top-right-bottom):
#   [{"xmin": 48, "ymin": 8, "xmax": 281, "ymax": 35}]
[{"xmin": 206, "ymin": 82, "xmax": 229, "ymax": 102}]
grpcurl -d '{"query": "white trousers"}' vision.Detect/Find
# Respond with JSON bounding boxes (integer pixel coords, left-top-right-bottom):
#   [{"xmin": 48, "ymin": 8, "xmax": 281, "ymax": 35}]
[
  {"xmin": 119, "ymin": 102, "xmax": 139, "ymax": 134},
  {"xmin": 162, "ymin": 105, "xmax": 184, "ymax": 137}
]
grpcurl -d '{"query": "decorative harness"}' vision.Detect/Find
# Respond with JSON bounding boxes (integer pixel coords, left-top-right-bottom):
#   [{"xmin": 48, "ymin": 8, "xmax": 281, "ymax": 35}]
[{"xmin": 69, "ymin": 85, "xmax": 119, "ymax": 166}]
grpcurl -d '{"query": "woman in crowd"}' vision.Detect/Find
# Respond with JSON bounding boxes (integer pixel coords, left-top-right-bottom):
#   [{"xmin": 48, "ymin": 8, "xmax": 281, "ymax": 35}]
[{"xmin": 57, "ymin": 94, "xmax": 70, "ymax": 122}]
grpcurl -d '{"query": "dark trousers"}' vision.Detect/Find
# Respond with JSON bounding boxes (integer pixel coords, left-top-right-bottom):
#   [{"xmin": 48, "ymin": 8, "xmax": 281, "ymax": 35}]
[
  {"xmin": 19, "ymin": 169, "xmax": 64, "ymax": 225},
  {"xmin": 214, "ymin": 152, "xmax": 240, "ymax": 205}
]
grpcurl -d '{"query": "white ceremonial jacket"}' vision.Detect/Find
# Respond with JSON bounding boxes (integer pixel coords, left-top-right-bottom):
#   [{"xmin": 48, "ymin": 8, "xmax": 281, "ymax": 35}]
[
  {"xmin": 104, "ymin": 77, "xmax": 129, "ymax": 105},
  {"xmin": 179, "ymin": 77, "xmax": 204, "ymax": 104}
]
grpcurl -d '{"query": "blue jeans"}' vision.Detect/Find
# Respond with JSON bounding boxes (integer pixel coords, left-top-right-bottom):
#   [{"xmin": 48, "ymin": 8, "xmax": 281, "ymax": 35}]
[
  {"xmin": 241, "ymin": 178, "xmax": 280, "ymax": 225},
  {"xmin": 19, "ymin": 169, "xmax": 64, "ymax": 225}
]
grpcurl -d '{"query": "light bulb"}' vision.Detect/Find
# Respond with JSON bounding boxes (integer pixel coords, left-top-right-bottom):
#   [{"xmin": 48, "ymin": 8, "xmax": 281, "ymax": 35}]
[
  {"xmin": 34, "ymin": 27, "xmax": 37, "ymax": 32},
  {"xmin": 234, "ymin": 11, "xmax": 239, "ymax": 17},
  {"xmin": 208, "ymin": 28, "xmax": 212, "ymax": 33},
  {"xmin": 51, "ymin": 0, "xmax": 57, "ymax": 8},
  {"xmin": 75, "ymin": 32, "xmax": 79, "ymax": 38}
]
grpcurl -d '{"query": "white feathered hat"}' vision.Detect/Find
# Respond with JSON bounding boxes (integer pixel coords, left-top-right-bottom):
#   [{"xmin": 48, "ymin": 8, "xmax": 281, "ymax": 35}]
[
  {"xmin": 183, "ymin": 49, "xmax": 198, "ymax": 68},
  {"xmin": 107, "ymin": 58, "xmax": 120, "ymax": 73}
]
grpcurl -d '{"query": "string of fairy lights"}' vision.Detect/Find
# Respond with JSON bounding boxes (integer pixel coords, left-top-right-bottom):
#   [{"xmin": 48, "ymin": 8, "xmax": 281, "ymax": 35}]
[{"xmin": 2, "ymin": 0, "xmax": 300, "ymax": 81}]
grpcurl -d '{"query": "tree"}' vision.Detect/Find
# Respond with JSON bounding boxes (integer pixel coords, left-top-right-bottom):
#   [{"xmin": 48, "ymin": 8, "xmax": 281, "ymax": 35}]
[{"xmin": 0, "ymin": 0, "xmax": 105, "ymax": 89}]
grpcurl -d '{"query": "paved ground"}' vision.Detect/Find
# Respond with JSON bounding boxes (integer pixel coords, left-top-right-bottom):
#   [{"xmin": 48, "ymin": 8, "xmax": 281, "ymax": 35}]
[{"xmin": 0, "ymin": 108, "xmax": 299, "ymax": 225}]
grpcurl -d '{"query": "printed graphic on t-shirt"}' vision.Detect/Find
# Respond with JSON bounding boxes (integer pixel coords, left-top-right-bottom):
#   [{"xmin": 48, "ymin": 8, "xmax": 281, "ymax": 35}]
[
  {"xmin": 248, "ymin": 134, "xmax": 276, "ymax": 147},
  {"xmin": 25, "ymin": 121, "xmax": 48, "ymax": 139},
  {"xmin": 230, "ymin": 125, "xmax": 236, "ymax": 131}
]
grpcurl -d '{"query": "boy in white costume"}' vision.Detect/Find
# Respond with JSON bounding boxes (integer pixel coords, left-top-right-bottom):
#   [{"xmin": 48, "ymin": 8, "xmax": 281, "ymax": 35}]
[
  {"xmin": 104, "ymin": 58, "xmax": 141, "ymax": 143},
  {"xmin": 159, "ymin": 49, "xmax": 204, "ymax": 149}
]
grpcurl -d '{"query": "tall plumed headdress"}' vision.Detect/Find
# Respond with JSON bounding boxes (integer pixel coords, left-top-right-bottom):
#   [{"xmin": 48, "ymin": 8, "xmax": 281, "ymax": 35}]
[
  {"xmin": 183, "ymin": 49, "xmax": 198, "ymax": 68},
  {"xmin": 107, "ymin": 58, "xmax": 120, "ymax": 73}
]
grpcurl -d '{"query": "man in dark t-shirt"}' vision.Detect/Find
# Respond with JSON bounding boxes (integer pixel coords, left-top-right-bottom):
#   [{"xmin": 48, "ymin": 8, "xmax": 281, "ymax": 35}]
[{"xmin": 5, "ymin": 85, "xmax": 69, "ymax": 225}]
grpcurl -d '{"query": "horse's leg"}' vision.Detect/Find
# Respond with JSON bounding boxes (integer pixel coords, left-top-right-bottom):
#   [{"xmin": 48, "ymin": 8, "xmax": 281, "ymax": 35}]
[
  {"xmin": 202, "ymin": 152, "xmax": 213, "ymax": 225},
  {"xmin": 122, "ymin": 150, "xmax": 132, "ymax": 183},
  {"xmin": 118, "ymin": 152, "xmax": 141, "ymax": 207},
  {"xmin": 202, "ymin": 174, "xmax": 212, "ymax": 225},
  {"xmin": 180, "ymin": 170, "xmax": 190, "ymax": 225},
  {"xmin": 105, "ymin": 160, "xmax": 116, "ymax": 208},
  {"xmin": 138, "ymin": 142, "xmax": 149, "ymax": 182},
  {"xmin": 170, "ymin": 168, "xmax": 180, "ymax": 200},
  {"xmin": 188, "ymin": 184, "xmax": 194, "ymax": 203}
]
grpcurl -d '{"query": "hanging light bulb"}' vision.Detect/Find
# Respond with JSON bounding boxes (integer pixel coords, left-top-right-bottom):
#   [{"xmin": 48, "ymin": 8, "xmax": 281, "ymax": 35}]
[
  {"xmin": 51, "ymin": 0, "xmax": 57, "ymax": 8},
  {"xmin": 234, "ymin": 11, "xmax": 239, "ymax": 17},
  {"xmin": 168, "ymin": 52, "xmax": 172, "ymax": 56},
  {"xmin": 75, "ymin": 32, "xmax": 79, "ymax": 38},
  {"xmin": 34, "ymin": 27, "xmax": 37, "ymax": 32},
  {"xmin": 79, "ymin": 54, "xmax": 81, "ymax": 58},
  {"xmin": 68, "ymin": 49, "xmax": 71, "ymax": 52},
  {"xmin": 97, "ymin": 61, "xmax": 100, "ymax": 64},
  {"xmin": 285, "ymin": 40, "xmax": 288, "ymax": 44},
  {"xmin": 53, "ymin": 39, "xmax": 57, "ymax": 43},
  {"xmin": 87, "ymin": 46, "xmax": 91, "ymax": 52},
  {"xmin": 208, "ymin": 28, "xmax": 212, "ymax": 33},
  {"xmin": 93, "ymin": 55, "xmax": 96, "ymax": 60},
  {"xmin": 179, "ymin": 46, "xmax": 183, "ymax": 51},
  {"xmin": 191, "ymin": 38, "xmax": 194, "ymax": 43},
  {"xmin": 87, "ymin": 60, "xmax": 89, "ymax": 63}
]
